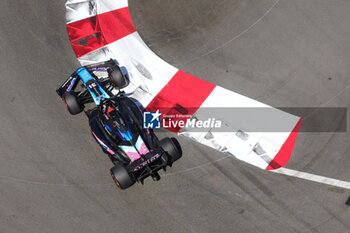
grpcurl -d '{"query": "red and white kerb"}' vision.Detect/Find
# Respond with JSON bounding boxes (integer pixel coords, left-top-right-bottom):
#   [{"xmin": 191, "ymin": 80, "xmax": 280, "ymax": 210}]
[{"xmin": 65, "ymin": 0, "xmax": 301, "ymax": 170}]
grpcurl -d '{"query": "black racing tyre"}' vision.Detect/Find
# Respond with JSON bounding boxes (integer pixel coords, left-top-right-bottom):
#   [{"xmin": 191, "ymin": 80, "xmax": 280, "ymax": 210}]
[
  {"xmin": 62, "ymin": 92, "xmax": 83, "ymax": 115},
  {"xmin": 110, "ymin": 163, "xmax": 135, "ymax": 189},
  {"xmin": 159, "ymin": 137, "xmax": 182, "ymax": 163},
  {"xmin": 108, "ymin": 68, "xmax": 127, "ymax": 89}
]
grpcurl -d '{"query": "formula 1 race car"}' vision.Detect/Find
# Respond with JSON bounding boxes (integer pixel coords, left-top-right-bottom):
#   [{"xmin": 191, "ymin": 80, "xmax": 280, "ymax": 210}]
[{"xmin": 56, "ymin": 59, "xmax": 182, "ymax": 189}]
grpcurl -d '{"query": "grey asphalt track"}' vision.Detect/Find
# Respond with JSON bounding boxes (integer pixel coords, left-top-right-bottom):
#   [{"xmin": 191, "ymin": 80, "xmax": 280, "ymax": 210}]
[{"xmin": 0, "ymin": 0, "xmax": 349, "ymax": 232}]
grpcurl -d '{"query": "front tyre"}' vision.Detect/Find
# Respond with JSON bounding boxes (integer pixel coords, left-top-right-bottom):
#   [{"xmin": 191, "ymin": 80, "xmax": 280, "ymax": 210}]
[
  {"xmin": 159, "ymin": 137, "xmax": 182, "ymax": 163},
  {"xmin": 108, "ymin": 67, "xmax": 127, "ymax": 89},
  {"xmin": 110, "ymin": 163, "xmax": 135, "ymax": 189},
  {"xmin": 62, "ymin": 92, "xmax": 83, "ymax": 115}
]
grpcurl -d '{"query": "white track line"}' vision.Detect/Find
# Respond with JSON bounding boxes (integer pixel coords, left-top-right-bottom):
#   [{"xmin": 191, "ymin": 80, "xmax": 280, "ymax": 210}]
[{"xmin": 272, "ymin": 168, "xmax": 350, "ymax": 190}]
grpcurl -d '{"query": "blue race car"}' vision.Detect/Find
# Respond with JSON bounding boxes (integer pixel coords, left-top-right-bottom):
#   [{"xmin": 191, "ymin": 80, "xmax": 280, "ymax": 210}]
[{"xmin": 56, "ymin": 59, "xmax": 182, "ymax": 189}]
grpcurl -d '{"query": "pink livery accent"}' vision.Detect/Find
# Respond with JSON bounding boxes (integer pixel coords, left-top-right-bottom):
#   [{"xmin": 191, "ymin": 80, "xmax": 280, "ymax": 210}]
[
  {"xmin": 124, "ymin": 151, "xmax": 141, "ymax": 163},
  {"xmin": 119, "ymin": 136, "xmax": 150, "ymax": 162},
  {"xmin": 92, "ymin": 131, "xmax": 115, "ymax": 155}
]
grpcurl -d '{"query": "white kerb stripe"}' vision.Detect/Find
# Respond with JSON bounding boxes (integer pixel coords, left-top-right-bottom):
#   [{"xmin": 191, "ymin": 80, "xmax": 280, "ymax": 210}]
[{"xmin": 66, "ymin": 0, "xmax": 128, "ymax": 24}]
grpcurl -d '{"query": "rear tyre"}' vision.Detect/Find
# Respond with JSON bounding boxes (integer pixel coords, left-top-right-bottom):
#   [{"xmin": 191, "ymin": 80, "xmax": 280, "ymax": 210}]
[
  {"xmin": 62, "ymin": 92, "xmax": 83, "ymax": 115},
  {"xmin": 109, "ymin": 67, "xmax": 127, "ymax": 89},
  {"xmin": 110, "ymin": 163, "xmax": 135, "ymax": 189},
  {"xmin": 159, "ymin": 137, "xmax": 182, "ymax": 163}
]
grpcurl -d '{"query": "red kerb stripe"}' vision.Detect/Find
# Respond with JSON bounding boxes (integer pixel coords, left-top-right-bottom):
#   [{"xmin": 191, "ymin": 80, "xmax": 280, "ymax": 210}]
[
  {"xmin": 266, "ymin": 118, "xmax": 302, "ymax": 170},
  {"xmin": 146, "ymin": 70, "xmax": 216, "ymax": 133},
  {"xmin": 66, "ymin": 7, "xmax": 136, "ymax": 57}
]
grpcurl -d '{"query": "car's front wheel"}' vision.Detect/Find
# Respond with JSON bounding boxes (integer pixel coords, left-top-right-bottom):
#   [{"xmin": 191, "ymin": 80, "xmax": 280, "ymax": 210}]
[
  {"xmin": 110, "ymin": 163, "xmax": 135, "ymax": 189},
  {"xmin": 62, "ymin": 92, "xmax": 83, "ymax": 115},
  {"xmin": 108, "ymin": 67, "xmax": 127, "ymax": 89}
]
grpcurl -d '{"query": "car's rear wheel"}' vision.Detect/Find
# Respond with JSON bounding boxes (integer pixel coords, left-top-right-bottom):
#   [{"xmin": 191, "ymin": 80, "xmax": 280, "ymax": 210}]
[
  {"xmin": 110, "ymin": 163, "xmax": 135, "ymax": 189},
  {"xmin": 159, "ymin": 137, "xmax": 182, "ymax": 163},
  {"xmin": 109, "ymin": 67, "xmax": 127, "ymax": 89},
  {"xmin": 62, "ymin": 92, "xmax": 83, "ymax": 115}
]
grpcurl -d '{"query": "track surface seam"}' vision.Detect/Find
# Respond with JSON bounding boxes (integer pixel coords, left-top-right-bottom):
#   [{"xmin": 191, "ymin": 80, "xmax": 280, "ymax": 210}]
[{"xmin": 181, "ymin": 0, "xmax": 280, "ymax": 66}]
